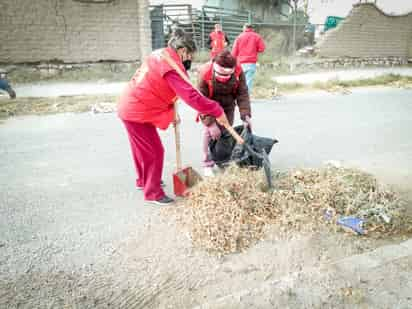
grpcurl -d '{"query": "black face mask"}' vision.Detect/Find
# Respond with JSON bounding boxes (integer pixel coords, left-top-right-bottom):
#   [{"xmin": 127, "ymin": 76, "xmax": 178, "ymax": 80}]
[{"xmin": 183, "ymin": 60, "xmax": 192, "ymax": 71}]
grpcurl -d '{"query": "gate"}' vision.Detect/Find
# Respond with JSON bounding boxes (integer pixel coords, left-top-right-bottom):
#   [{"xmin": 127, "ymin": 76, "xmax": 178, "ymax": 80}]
[
  {"xmin": 149, "ymin": 4, "xmax": 251, "ymax": 51},
  {"xmin": 149, "ymin": 4, "xmax": 197, "ymax": 50},
  {"xmin": 150, "ymin": 5, "xmax": 164, "ymax": 50},
  {"xmin": 198, "ymin": 6, "xmax": 251, "ymax": 49}
]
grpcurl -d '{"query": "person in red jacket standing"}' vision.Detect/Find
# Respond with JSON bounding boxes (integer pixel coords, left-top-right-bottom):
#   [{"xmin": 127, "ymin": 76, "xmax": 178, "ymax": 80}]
[
  {"xmin": 231, "ymin": 23, "xmax": 265, "ymax": 93},
  {"xmin": 118, "ymin": 29, "xmax": 229, "ymax": 205},
  {"xmin": 208, "ymin": 24, "xmax": 230, "ymax": 59}
]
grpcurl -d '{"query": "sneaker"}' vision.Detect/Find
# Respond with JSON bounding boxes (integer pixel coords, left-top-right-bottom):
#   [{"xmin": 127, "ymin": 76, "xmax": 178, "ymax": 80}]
[
  {"xmin": 203, "ymin": 167, "xmax": 215, "ymax": 177},
  {"xmin": 147, "ymin": 195, "xmax": 174, "ymax": 205},
  {"xmin": 7, "ymin": 88, "xmax": 16, "ymax": 99},
  {"xmin": 137, "ymin": 180, "xmax": 165, "ymax": 190}
]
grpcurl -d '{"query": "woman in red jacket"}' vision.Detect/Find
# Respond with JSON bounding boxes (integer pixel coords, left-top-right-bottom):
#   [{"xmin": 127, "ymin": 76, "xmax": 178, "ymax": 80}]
[
  {"xmin": 197, "ymin": 50, "xmax": 252, "ymax": 177},
  {"xmin": 118, "ymin": 29, "xmax": 229, "ymax": 205}
]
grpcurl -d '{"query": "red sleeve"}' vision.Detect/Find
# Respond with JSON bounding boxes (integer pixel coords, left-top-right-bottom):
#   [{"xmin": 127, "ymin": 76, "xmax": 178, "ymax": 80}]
[
  {"xmin": 231, "ymin": 38, "xmax": 239, "ymax": 57},
  {"xmin": 164, "ymin": 70, "xmax": 223, "ymax": 118},
  {"xmin": 257, "ymin": 35, "xmax": 266, "ymax": 53}
]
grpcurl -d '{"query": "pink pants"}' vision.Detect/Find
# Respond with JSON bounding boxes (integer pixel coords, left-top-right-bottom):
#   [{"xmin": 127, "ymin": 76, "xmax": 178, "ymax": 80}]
[
  {"xmin": 122, "ymin": 120, "xmax": 165, "ymax": 201},
  {"xmin": 202, "ymin": 128, "xmax": 215, "ymax": 167}
]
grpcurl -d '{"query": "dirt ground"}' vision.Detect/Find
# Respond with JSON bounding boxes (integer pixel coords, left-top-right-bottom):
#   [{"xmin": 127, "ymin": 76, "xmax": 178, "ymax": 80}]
[{"xmin": 1, "ymin": 215, "xmax": 409, "ymax": 308}]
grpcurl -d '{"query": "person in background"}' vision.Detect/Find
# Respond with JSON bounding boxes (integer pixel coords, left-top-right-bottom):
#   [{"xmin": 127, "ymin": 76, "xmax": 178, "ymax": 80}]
[
  {"xmin": 231, "ymin": 23, "xmax": 265, "ymax": 93},
  {"xmin": 208, "ymin": 23, "xmax": 230, "ymax": 59},
  {"xmin": 0, "ymin": 72, "xmax": 16, "ymax": 99},
  {"xmin": 117, "ymin": 29, "xmax": 230, "ymax": 205},
  {"xmin": 197, "ymin": 50, "xmax": 251, "ymax": 177}
]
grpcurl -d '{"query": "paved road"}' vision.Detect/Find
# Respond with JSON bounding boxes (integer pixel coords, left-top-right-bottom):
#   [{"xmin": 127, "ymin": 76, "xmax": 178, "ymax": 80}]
[{"xmin": 1, "ymin": 87, "xmax": 411, "ymax": 307}]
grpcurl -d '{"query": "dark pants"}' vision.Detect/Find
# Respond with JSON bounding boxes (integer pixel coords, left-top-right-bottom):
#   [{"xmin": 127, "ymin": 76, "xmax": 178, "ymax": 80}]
[{"xmin": 0, "ymin": 78, "xmax": 16, "ymax": 99}]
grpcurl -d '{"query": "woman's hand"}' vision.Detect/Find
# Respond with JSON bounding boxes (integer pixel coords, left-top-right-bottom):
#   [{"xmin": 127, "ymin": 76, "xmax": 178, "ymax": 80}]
[
  {"xmin": 208, "ymin": 122, "xmax": 221, "ymax": 140},
  {"xmin": 243, "ymin": 115, "xmax": 252, "ymax": 131}
]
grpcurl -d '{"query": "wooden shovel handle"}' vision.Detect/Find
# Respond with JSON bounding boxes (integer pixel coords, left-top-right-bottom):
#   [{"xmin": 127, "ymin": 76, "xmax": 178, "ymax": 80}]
[
  {"xmin": 174, "ymin": 103, "xmax": 182, "ymax": 170},
  {"xmin": 222, "ymin": 123, "xmax": 245, "ymax": 145}
]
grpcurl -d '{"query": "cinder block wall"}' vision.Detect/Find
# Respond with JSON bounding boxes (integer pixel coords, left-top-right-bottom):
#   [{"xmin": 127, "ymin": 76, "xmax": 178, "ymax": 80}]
[
  {"xmin": 409, "ymin": 35, "xmax": 412, "ymax": 58},
  {"xmin": 316, "ymin": 3, "xmax": 412, "ymax": 58},
  {"xmin": 0, "ymin": 0, "xmax": 152, "ymax": 63}
]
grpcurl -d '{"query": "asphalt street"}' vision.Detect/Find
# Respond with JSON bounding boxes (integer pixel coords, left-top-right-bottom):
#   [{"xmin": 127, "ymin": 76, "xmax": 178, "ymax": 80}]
[{"xmin": 1, "ymin": 87, "xmax": 411, "ymax": 307}]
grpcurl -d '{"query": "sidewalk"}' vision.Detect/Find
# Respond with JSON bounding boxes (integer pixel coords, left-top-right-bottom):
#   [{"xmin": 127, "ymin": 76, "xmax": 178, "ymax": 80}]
[
  {"xmin": 274, "ymin": 67, "xmax": 412, "ymax": 85},
  {"xmin": 11, "ymin": 67, "xmax": 412, "ymax": 98},
  {"xmin": 13, "ymin": 81, "xmax": 126, "ymax": 98},
  {"xmin": 196, "ymin": 238, "xmax": 412, "ymax": 308}
]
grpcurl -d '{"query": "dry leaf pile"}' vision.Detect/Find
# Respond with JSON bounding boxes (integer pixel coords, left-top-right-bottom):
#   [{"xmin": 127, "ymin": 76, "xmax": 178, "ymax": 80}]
[
  {"xmin": 273, "ymin": 167, "xmax": 410, "ymax": 234},
  {"xmin": 167, "ymin": 165, "xmax": 411, "ymax": 254}
]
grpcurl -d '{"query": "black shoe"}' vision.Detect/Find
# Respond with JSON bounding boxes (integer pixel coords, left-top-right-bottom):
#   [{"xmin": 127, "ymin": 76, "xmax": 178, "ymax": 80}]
[
  {"xmin": 7, "ymin": 88, "xmax": 16, "ymax": 99},
  {"xmin": 148, "ymin": 195, "xmax": 174, "ymax": 205},
  {"xmin": 137, "ymin": 180, "xmax": 165, "ymax": 190}
]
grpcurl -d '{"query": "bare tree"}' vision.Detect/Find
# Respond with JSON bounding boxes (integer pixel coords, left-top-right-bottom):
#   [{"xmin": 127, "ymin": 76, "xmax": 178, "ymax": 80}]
[
  {"xmin": 242, "ymin": 0, "xmax": 309, "ymax": 52},
  {"xmin": 283, "ymin": 0, "xmax": 308, "ymax": 52}
]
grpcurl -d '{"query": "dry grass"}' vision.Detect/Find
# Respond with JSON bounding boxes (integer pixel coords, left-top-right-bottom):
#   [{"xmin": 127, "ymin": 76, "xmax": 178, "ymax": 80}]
[
  {"xmin": 165, "ymin": 165, "xmax": 412, "ymax": 255},
  {"xmin": 251, "ymin": 71, "xmax": 412, "ymax": 98}
]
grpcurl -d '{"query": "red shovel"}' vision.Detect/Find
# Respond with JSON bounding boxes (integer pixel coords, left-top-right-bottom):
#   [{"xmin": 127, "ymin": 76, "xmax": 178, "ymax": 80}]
[{"xmin": 172, "ymin": 104, "xmax": 202, "ymax": 196}]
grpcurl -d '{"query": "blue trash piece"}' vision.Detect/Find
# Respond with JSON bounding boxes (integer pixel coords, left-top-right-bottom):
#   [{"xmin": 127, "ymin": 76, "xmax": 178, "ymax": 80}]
[
  {"xmin": 336, "ymin": 216, "xmax": 366, "ymax": 235},
  {"xmin": 324, "ymin": 209, "xmax": 334, "ymax": 221}
]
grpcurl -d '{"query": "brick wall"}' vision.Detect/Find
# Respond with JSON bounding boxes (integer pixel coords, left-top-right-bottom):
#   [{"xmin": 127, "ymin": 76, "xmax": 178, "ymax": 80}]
[
  {"xmin": 0, "ymin": 0, "xmax": 152, "ymax": 63},
  {"xmin": 316, "ymin": 3, "xmax": 412, "ymax": 59},
  {"xmin": 409, "ymin": 34, "xmax": 412, "ymax": 58}
]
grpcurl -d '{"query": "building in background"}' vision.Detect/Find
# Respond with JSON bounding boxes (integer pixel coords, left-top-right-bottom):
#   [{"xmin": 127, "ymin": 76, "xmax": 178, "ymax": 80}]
[{"xmin": 0, "ymin": 0, "xmax": 152, "ymax": 64}]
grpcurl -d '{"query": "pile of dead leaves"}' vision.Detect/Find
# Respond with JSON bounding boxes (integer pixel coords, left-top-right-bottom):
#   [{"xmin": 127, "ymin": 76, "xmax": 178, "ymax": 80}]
[{"xmin": 166, "ymin": 165, "xmax": 411, "ymax": 254}]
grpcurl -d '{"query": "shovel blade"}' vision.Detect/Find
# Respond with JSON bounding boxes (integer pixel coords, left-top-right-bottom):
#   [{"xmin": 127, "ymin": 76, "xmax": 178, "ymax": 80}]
[{"xmin": 173, "ymin": 166, "xmax": 202, "ymax": 197}]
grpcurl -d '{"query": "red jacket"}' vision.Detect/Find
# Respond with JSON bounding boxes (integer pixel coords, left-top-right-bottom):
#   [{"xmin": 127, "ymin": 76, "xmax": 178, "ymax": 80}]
[
  {"xmin": 199, "ymin": 61, "xmax": 243, "ymax": 98},
  {"xmin": 231, "ymin": 29, "xmax": 265, "ymax": 64},
  {"xmin": 209, "ymin": 31, "xmax": 226, "ymax": 58},
  {"xmin": 117, "ymin": 47, "xmax": 185, "ymax": 130},
  {"xmin": 197, "ymin": 61, "xmax": 251, "ymax": 126}
]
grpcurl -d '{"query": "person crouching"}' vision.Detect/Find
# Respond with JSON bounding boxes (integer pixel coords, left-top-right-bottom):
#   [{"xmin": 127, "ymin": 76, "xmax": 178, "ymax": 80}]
[{"xmin": 197, "ymin": 50, "xmax": 252, "ymax": 177}]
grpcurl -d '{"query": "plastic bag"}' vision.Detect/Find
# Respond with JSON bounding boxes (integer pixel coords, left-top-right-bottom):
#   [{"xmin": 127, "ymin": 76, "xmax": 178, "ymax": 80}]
[{"xmin": 209, "ymin": 125, "xmax": 278, "ymax": 168}]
